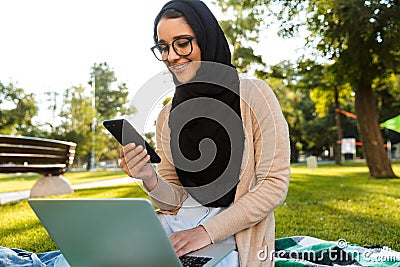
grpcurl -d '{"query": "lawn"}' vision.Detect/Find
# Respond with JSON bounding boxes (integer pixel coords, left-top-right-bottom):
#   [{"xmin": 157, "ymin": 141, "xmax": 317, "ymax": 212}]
[
  {"xmin": 0, "ymin": 161, "xmax": 399, "ymax": 254},
  {"xmin": 275, "ymin": 161, "xmax": 400, "ymax": 251},
  {"xmin": 0, "ymin": 184, "xmax": 149, "ymax": 253},
  {"xmin": 0, "ymin": 169, "xmax": 127, "ymax": 193}
]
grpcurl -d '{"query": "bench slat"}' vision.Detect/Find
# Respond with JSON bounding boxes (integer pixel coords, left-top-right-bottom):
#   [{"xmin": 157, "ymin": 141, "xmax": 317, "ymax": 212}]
[
  {"xmin": 0, "ymin": 164, "xmax": 67, "ymax": 175},
  {"xmin": 0, "ymin": 146, "xmax": 68, "ymax": 156},
  {"xmin": 0, "ymin": 135, "xmax": 76, "ymax": 149},
  {"xmin": 0, "ymin": 154, "xmax": 69, "ymax": 164}
]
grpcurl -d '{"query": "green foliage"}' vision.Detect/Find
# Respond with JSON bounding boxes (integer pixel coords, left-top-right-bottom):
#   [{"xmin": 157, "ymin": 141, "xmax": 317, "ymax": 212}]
[
  {"xmin": 46, "ymin": 62, "xmax": 131, "ymax": 166},
  {"xmin": 50, "ymin": 85, "xmax": 94, "ymax": 162},
  {"xmin": 144, "ymin": 132, "xmax": 156, "ymax": 149},
  {"xmin": 264, "ymin": 61, "xmax": 314, "ymax": 160},
  {"xmin": 0, "ymin": 81, "xmax": 38, "ymax": 135},
  {"xmin": 1, "ymin": 62, "xmax": 131, "ymax": 168},
  {"xmin": 88, "ymin": 63, "xmax": 130, "ymax": 166},
  {"xmin": 162, "ymin": 96, "xmax": 172, "ymax": 106},
  {"xmin": 216, "ymin": 0, "xmax": 399, "ymax": 175},
  {"xmin": 89, "ymin": 62, "xmax": 129, "ymax": 120},
  {"xmin": 375, "ymin": 74, "xmax": 400, "ymax": 122},
  {"xmin": 319, "ymin": 1, "xmax": 399, "ymax": 81},
  {"xmin": 296, "ymin": 60, "xmax": 354, "ymax": 117},
  {"xmin": 216, "ymin": 1, "xmax": 265, "ymax": 73},
  {"xmin": 263, "ymin": 60, "xmax": 362, "ymax": 159},
  {"xmin": 262, "ymin": 0, "xmax": 400, "ymax": 82}
]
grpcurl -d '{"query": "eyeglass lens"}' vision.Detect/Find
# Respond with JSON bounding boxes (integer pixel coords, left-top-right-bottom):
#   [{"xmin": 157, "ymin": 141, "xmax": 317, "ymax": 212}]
[{"xmin": 152, "ymin": 37, "xmax": 194, "ymax": 61}]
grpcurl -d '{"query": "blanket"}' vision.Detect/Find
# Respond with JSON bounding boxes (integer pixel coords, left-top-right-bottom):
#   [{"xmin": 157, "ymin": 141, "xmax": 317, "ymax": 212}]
[
  {"xmin": 274, "ymin": 236, "xmax": 400, "ymax": 267},
  {"xmin": 1, "ymin": 236, "xmax": 399, "ymax": 266}
]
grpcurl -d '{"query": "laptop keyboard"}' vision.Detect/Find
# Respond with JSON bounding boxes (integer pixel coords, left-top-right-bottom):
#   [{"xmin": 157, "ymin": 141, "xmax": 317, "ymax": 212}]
[{"xmin": 179, "ymin": 255, "xmax": 212, "ymax": 267}]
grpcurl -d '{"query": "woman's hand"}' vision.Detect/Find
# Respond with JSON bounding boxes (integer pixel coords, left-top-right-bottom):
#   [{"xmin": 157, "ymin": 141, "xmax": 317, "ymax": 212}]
[
  {"xmin": 119, "ymin": 143, "xmax": 157, "ymax": 189},
  {"xmin": 169, "ymin": 226, "xmax": 212, "ymax": 257}
]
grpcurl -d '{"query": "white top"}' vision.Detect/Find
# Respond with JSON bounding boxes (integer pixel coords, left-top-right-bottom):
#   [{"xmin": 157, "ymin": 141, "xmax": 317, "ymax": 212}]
[{"xmin": 157, "ymin": 195, "xmax": 238, "ymax": 267}]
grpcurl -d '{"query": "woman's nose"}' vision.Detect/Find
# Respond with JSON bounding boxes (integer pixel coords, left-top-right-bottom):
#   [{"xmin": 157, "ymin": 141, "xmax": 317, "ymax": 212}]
[{"xmin": 167, "ymin": 47, "xmax": 181, "ymax": 62}]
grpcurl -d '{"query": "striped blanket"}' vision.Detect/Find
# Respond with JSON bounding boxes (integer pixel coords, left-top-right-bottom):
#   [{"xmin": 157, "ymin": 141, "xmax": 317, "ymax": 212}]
[{"xmin": 274, "ymin": 236, "xmax": 400, "ymax": 267}]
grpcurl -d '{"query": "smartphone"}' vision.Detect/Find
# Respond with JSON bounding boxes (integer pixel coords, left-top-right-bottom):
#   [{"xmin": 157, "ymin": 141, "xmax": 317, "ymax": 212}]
[{"xmin": 103, "ymin": 119, "xmax": 161, "ymax": 163}]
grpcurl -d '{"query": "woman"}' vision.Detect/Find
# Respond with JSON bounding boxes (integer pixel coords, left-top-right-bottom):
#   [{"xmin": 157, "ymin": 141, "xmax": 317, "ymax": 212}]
[{"xmin": 120, "ymin": 0, "xmax": 290, "ymax": 266}]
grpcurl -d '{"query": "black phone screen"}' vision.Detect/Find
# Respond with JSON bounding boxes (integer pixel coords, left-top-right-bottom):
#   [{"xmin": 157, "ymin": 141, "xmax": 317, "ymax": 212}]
[{"xmin": 103, "ymin": 119, "xmax": 161, "ymax": 163}]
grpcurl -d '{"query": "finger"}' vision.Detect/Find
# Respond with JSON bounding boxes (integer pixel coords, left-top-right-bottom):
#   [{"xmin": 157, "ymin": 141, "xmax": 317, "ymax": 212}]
[
  {"xmin": 122, "ymin": 165, "xmax": 132, "ymax": 177},
  {"xmin": 134, "ymin": 154, "xmax": 151, "ymax": 171},
  {"xmin": 123, "ymin": 145, "xmax": 145, "ymax": 164},
  {"xmin": 175, "ymin": 240, "xmax": 193, "ymax": 257},
  {"xmin": 176, "ymin": 245, "xmax": 192, "ymax": 257},
  {"xmin": 127, "ymin": 154, "xmax": 150, "ymax": 177},
  {"xmin": 119, "ymin": 148, "xmax": 125, "ymax": 161},
  {"xmin": 125, "ymin": 147, "xmax": 148, "ymax": 166},
  {"xmin": 170, "ymin": 235, "xmax": 188, "ymax": 255},
  {"xmin": 120, "ymin": 144, "xmax": 136, "ymax": 165},
  {"xmin": 121, "ymin": 143, "xmax": 136, "ymax": 157},
  {"xmin": 119, "ymin": 149, "xmax": 126, "ymax": 167},
  {"xmin": 120, "ymin": 153, "xmax": 133, "ymax": 176},
  {"xmin": 126, "ymin": 145, "xmax": 146, "ymax": 159}
]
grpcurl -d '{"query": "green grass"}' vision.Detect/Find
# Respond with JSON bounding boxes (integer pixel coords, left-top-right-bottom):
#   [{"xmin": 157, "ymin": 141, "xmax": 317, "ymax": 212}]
[
  {"xmin": 0, "ymin": 170, "xmax": 127, "ymax": 193},
  {"xmin": 275, "ymin": 161, "xmax": 400, "ymax": 251},
  {"xmin": 0, "ymin": 161, "xmax": 399, "ymax": 254},
  {"xmin": 0, "ymin": 184, "xmax": 149, "ymax": 252}
]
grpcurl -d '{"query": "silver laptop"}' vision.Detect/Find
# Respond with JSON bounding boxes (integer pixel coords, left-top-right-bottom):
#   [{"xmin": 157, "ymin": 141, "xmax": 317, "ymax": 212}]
[{"xmin": 28, "ymin": 198, "xmax": 235, "ymax": 267}]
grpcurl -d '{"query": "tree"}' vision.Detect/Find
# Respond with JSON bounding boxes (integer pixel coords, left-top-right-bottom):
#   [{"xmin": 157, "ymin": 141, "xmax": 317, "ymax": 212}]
[
  {"xmin": 317, "ymin": 0, "xmax": 398, "ymax": 177},
  {"xmin": 52, "ymin": 85, "xmax": 94, "ymax": 166},
  {"xmin": 87, "ymin": 63, "xmax": 130, "ymax": 168},
  {"xmin": 0, "ymin": 81, "xmax": 38, "ymax": 135},
  {"xmin": 296, "ymin": 60, "xmax": 354, "ymax": 164},
  {"xmin": 217, "ymin": 0, "xmax": 399, "ymax": 177},
  {"xmin": 217, "ymin": 3, "xmax": 264, "ymax": 73},
  {"xmin": 264, "ymin": 61, "xmax": 314, "ymax": 161},
  {"xmin": 89, "ymin": 62, "xmax": 129, "ymax": 120},
  {"xmin": 37, "ymin": 71, "xmax": 122, "ymax": 168}
]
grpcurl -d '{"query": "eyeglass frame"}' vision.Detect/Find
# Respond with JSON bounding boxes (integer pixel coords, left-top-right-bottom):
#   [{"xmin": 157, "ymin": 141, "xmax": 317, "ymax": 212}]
[{"xmin": 150, "ymin": 36, "xmax": 197, "ymax": 61}]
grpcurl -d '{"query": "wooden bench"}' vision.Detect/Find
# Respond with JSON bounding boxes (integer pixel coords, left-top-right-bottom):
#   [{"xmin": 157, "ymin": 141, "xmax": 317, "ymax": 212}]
[{"xmin": 0, "ymin": 134, "xmax": 77, "ymax": 198}]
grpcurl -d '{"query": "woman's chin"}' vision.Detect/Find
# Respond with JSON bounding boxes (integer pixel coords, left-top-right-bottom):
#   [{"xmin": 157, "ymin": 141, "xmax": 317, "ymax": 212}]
[{"xmin": 175, "ymin": 73, "xmax": 194, "ymax": 83}]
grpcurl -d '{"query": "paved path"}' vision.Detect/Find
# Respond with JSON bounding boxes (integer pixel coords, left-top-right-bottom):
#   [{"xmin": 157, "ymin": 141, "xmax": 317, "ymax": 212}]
[{"xmin": 0, "ymin": 177, "xmax": 138, "ymax": 205}]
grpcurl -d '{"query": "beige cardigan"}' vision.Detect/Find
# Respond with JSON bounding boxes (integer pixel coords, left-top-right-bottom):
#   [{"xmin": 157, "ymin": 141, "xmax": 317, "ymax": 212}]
[{"xmin": 149, "ymin": 78, "xmax": 290, "ymax": 266}]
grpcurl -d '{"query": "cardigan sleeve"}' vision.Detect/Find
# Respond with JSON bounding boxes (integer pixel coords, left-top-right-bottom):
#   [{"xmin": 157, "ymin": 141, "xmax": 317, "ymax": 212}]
[
  {"xmin": 201, "ymin": 79, "xmax": 290, "ymax": 243},
  {"xmin": 146, "ymin": 104, "xmax": 188, "ymax": 212}
]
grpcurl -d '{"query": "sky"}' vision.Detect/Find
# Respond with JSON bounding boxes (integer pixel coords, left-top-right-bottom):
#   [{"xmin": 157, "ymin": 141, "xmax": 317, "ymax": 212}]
[{"xmin": 0, "ymin": 0, "xmax": 305, "ymax": 127}]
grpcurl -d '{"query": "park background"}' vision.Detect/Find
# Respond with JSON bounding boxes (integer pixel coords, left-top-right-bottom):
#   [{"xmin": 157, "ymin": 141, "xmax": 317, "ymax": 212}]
[
  {"xmin": 1, "ymin": 0, "xmax": 399, "ymax": 177},
  {"xmin": 1, "ymin": 0, "xmax": 400, "ymax": 261}
]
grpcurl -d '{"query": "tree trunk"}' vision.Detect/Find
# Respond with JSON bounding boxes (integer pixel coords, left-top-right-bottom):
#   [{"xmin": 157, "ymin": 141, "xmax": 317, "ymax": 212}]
[
  {"xmin": 334, "ymin": 86, "xmax": 342, "ymax": 164},
  {"xmin": 290, "ymin": 139, "xmax": 299, "ymax": 163},
  {"xmin": 354, "ymin": 83, "xmax": 396, "ymax": 178}
]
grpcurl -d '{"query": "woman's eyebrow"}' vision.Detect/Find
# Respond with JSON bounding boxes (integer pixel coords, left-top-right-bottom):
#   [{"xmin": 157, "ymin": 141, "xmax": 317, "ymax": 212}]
[
  {"xmin": 158, "ymin": 34, "xmax": 193, "ymax": 44},
  {"xmin": 173, "ymin": 34, "xmax": 193, "ymax": 39}
]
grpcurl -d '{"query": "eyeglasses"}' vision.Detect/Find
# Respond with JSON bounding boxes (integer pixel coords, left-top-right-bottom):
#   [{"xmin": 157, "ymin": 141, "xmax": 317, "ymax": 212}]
[{"xmin": 150, "ymin": 36, "xmax": 197, "ymax": 61}]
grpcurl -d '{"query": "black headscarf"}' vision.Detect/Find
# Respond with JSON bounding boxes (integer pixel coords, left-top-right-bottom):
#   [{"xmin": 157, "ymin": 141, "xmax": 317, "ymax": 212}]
[{"xmin": 154, "ymin": 0, "xmax": 244, "ymax": 207}]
